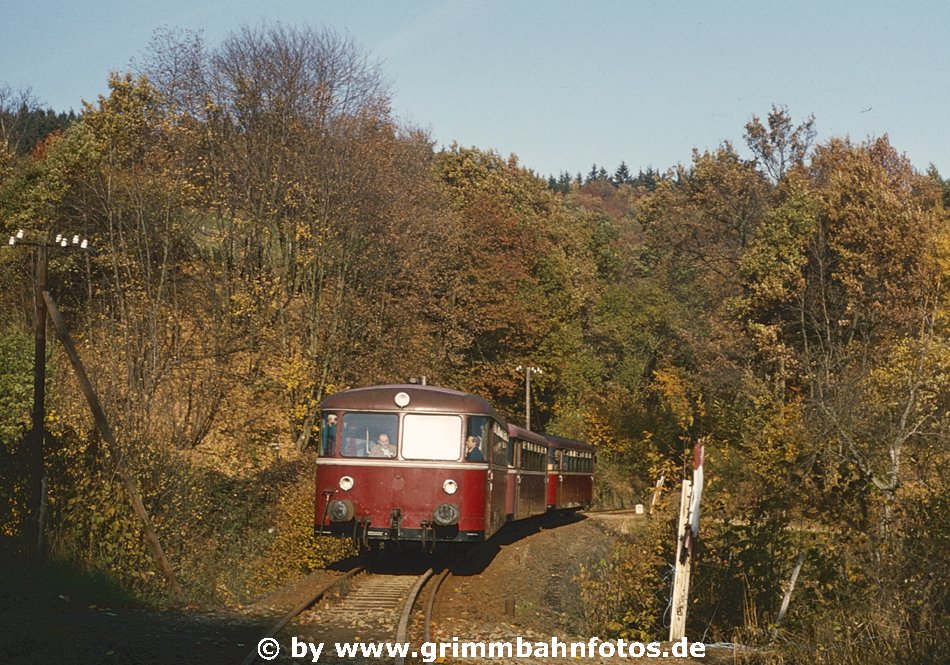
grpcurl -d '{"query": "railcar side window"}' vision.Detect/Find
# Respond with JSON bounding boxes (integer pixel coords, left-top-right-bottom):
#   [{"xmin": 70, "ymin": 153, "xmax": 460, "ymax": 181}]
[
  {"xmin": 560, "ymin": 450, "xmax": 593, "ymax": 472},
  {"xmin": 582, "ymin": 451, "xmax": 593, "ymax": 473},
  {"xmin": 340, "ymin": 413, "xmax": 399, "ymax": 458},
  {"xmin": 466, "ymin": 416, "xmax": 490, "ymax": 462},
  {"xmin": 402, "ymin": 414, "xmax": 463, "ymax": 461},
  {"xmin": 320, "ymin": 412, "xmax": 338, "ymax": 456},
  {"xmin": 520, "ymin": 442, "xmax": 546, "ymax": 471},
  {"xmin": 490, "ymin": 421, "xmax": 509, "ymax": 466}
]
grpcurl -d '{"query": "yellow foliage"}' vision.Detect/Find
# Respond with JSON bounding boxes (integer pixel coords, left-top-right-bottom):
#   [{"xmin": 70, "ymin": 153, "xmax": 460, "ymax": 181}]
[
  {"xmin": 651, "ymin": 364, "xmax": 695, "ymax": 429},
  {"xmin": 584, "ymin": 410, "xmax": 620, "ymax": 454},
  {"xmin": 245, "ymin": 471, "xmax": 354, "ymax": 596}
]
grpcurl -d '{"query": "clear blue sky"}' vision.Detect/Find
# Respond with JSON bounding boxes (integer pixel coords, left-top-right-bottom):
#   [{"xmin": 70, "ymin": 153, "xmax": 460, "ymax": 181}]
[{"xmin": 5, "ymin": 1, "xmax": 949, "ymax": 178}]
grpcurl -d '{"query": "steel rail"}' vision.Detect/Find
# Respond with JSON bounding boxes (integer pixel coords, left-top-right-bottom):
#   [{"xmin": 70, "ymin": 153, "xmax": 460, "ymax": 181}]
[
  {"xmin": 422, "ymin": 568, "xmax": 452, "ymax": 643},
  {"xmin": 394, "ymin": 568, "xmax": 434, "ymax": 665},
  {"xmin": 239, "ymin": 566, "xmax": 364, "ymax": 665}
]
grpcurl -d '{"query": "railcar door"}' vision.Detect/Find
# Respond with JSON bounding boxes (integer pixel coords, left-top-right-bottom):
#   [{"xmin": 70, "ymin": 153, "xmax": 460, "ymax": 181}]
[
  {"xmin": 485, "ymin": 420, "xmax": 509, "ymax": 535},
  {"xmin": 546, "ymin": 447, "xmax": 561, "ymax": 509},
  {"xmin": 505, "ymin": 438, "xmax": 517, "ymax": 520},
  {"xmin": 466, "ymin": 416, "xmax": 508, "ymax": 538}
]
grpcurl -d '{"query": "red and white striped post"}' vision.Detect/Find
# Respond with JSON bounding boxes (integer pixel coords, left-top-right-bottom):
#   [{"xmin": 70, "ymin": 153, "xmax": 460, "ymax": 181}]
[{"xmin": 669, "ymin": 440, "xmax": 705, "ymax": 641}]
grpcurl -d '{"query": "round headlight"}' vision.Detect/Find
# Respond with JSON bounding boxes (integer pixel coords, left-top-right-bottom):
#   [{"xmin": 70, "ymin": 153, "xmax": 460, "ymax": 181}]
[
  {"xmin": 442, "ymin": 479, "xmax": 458, "ymax": 495},
  {"xmin": 328, "ymin": 499, "xmax": 355, "ymax": 522},
  {"xmin": 339, "ymin": 476, "xmax": 354, "ymax": 491},
  {"xmin": 433, "ymin": 503, "xmax": 460, "ymax": 526}
]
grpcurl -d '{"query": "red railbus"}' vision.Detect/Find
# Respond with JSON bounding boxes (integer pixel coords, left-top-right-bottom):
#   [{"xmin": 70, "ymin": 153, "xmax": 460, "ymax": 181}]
[
  {"xmin": 545, "ymin": 435, "xmax": 595, "ymax": 510},
  {"xmin": 315, "ymin": 385, "xmax": 509, "ymax": 548}
]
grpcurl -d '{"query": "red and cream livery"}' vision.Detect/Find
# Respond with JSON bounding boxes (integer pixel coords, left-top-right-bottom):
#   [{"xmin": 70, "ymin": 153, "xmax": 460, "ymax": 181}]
[{"xmin": 314, "ymin": 384, "xmax": 594, "ymax": 549}]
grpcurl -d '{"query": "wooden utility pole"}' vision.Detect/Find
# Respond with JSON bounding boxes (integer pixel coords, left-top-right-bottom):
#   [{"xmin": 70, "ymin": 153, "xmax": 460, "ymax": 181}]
[
  {"xmin": 9, "ymin": 229, "xmax": 92, "ymax": 556},
  {"xmin": 43, "ymin": 291, "xmax": 183, "ymax": 598},
  {"xmin": 515, "ymin": 365, "xmax": 542, "ymax": 430},
  {"xmin": 28, "ymin": 242, "xmax": 48, "ymax": 555}
]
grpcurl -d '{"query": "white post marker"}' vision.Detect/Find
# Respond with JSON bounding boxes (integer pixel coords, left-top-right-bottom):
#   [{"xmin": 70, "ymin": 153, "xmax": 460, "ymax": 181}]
[
  {"xmin": 649, "ymin": 474, "xmax": 665, "ymax": 515},
  {"xmin": 669, "ymin": 478, "xmax": 692, "ymax": 641},
  {"xmin": 687, "ymin": 442, "xmax": 705, "ymax": 554},
  {"xmin": 669, "ymin": 440, "xmax": 705, "ymax": 641}
]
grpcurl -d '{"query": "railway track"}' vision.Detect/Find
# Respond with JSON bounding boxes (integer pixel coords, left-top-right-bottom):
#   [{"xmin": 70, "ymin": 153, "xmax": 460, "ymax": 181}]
[
  {"xmin": 239, "ymin": 513, "xmax": 583, "ymax": 665},
  {"xmin": 239, "ymin": 562, "xmax": 440, "ymax": 665}
]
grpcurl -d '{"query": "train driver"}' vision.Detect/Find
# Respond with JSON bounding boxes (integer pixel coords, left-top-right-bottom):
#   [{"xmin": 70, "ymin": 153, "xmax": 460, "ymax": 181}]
[
  {"xmin": 320, "ymin": 413, "xmax": 337, "ymax": 456},
  {"xmin": 369, "ymin": 433, "xmax": 396, "ymax": 458},
  {"xmin": 464, "ymin": 435, "xmax": 484, "ymax": 462}
]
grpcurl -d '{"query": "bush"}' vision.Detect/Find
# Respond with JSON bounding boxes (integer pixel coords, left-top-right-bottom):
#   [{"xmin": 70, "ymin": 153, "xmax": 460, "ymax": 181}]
[
  {"xmin": 44, "ymin": 430, "xmax": 352, "ymax": 605},
  {"xmin": 576, "ymin": 516, "xmax": 670, "ymax": 641},
  {"xmin": 0, "ymin": 328, "xmax": 34, "ymax": 541}
]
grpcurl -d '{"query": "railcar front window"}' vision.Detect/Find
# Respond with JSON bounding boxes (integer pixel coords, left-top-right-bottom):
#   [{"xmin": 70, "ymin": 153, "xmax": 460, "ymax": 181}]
[
  {"xmin": 340, "ymin": 413, "xmax": 399, "ymax": 458},
  {"xmin": 402, "ymin": 414, "xmax": 463, "ymax": 461}
]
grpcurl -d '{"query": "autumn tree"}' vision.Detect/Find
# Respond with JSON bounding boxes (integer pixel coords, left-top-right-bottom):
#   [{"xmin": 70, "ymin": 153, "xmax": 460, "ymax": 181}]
[
  {"xmin": 711, "ymin": 136, "xmax": 949, "ymax": 662},
  {"xmin": 435, "ymin": 146, "xmax": 601, "ymax": 428},
  {"xmin": 740, "ymin": 137, "xmax": 948, "ymax": 519},
  {"xmin": 142, "ymin": 25, "xmax": 459, "ymax": 450},
  {"xmin": 744, "ymin": 103, "xmax": 816, "ymax": 183},
  {"xmin": 641, "ymin": 144, "xmax": 771, "ymax": 297}
]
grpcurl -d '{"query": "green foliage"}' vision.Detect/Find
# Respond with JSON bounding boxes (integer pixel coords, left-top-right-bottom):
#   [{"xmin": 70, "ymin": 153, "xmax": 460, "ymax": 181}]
[
  {"xmin": 0, "ymin": 328, "xmax": 32, "ymax": 447},
  {"xmin": 0, "ymin": 328, "xmax": 33, "ymax": 539},
  {"xmin": 45, "ymin": 425, "xmax": 351, "ymax": 602},
  {"xmin": 245, "ymin": 466, "xmax": 354, "ymax": 596},
  {"xmin": 45, "ymin": 425, "xmax": 157, "ymax": 593}
]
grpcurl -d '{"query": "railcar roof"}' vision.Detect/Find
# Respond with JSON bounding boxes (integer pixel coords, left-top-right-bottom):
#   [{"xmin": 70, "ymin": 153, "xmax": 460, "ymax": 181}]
[
  {"xmin": 507, "ymin": 423, "xmax": 549, "ymax": 447},
  {"xmin": 322, "ymin": 384, "xmax": 504, "ymax": 420},
  {"xmin": 545, "ymin": 434, "xmax": 595, "ymax": 452}
]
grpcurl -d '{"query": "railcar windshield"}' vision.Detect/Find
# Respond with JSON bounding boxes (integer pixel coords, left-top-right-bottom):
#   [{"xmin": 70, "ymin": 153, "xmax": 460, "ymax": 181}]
[
  {"xmin": 340, "ymin": 413, "xmax": 399, "ymax": 458},
  {"xmin": 402, "ymin": 414, "xmax": 463, "ymax": 461}
]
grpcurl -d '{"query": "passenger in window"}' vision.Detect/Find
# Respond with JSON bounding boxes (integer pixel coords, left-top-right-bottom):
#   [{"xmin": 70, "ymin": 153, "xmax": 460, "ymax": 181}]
[
  {"xmin": 369, "ymin": 433, "xmax": 396, "ymax": 458},
  {"xmin": 321, "ymin": 414, "xmax": 337, "ymax": 456},
  {"xmin": 464, "ymin": 435, "xmax": 484, "ymax": 462}
]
